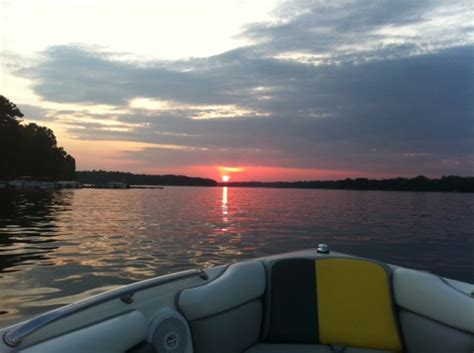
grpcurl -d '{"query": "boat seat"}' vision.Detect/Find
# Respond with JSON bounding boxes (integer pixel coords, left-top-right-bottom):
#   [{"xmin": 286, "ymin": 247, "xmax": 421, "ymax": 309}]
[
  {"xmin": 178, "ymin": 260, "xmax": 266, "ymax": 353},
  {"xmin": 178, "ymin": 257, "xmax": 403, "ymax": 353},
  {"xmin": 261, "ymin": 257, "xmax": 403, "ymax": 352},
  {"xmin": 393, "ymin": 268, "xmax": 474, "ymax": 353}
]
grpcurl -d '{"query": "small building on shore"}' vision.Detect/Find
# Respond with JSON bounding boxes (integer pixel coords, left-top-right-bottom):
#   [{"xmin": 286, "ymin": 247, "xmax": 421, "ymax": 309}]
[
  {"xmin": 0, "ymin": 178, "xmax": 81, "ymax": 190},
  {"xmin": 8, "ymin": 179, "xmax": 55, "ymax": 190},
  {"xmin": 95, "ymin": 182, "xmax": 129, "ymax": 189},
  {"xmin": 55, "ymin": 181, "xmax": 82, "ymax": 189}
]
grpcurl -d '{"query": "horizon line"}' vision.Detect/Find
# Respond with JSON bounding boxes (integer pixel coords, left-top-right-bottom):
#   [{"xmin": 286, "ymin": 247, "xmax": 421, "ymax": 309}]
[{"xmin": 77, "ymin": 170, "xmax": 473, "ymax": 183}]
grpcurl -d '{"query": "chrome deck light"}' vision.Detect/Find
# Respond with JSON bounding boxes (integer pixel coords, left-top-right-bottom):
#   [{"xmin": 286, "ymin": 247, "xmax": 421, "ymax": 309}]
[{"xmin": 317, "ymin": 243, "xmax": 330, "ymax": 254}]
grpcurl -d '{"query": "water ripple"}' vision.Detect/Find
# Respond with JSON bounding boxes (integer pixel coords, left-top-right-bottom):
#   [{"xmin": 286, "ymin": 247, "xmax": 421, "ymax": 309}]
[{"xmin": 0, "ymin": 187, "xmax": 472, "ymax": 325}]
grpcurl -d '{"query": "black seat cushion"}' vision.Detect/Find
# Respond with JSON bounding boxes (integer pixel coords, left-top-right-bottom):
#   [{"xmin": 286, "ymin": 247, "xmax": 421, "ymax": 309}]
[{"xmin": 265, "ymin": 258, "xmax": 319, "ymax": 343}]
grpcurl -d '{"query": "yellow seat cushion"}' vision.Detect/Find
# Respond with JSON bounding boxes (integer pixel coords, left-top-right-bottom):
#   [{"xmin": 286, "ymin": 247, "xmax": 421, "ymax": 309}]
[{"xmin": 316, "ymin": 258, "xmax": 402, "ymax": 352}]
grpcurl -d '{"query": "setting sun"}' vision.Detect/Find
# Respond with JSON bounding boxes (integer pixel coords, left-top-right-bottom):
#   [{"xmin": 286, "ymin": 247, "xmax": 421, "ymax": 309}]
[{"xmin": 222, "ymin": 175, "xmax": 230, "ymax": 182}]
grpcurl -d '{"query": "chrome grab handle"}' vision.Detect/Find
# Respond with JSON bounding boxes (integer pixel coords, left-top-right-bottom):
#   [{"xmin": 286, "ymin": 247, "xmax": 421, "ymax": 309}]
[{"xmin": 3, "ymin": 268, "xmax": 208, "ymax": 347}]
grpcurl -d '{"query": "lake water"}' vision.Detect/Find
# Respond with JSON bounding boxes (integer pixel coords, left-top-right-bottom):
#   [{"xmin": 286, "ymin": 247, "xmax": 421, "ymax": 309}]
[{"xmin": 0, "ymin": 187, "xmax": 473, "ymax": 325}]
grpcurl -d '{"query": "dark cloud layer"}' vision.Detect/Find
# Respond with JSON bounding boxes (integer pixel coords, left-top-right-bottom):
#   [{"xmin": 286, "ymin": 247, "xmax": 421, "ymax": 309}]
[{"xmin": 16, "ymin": 0, "xmax": 474, "ymax": 177}]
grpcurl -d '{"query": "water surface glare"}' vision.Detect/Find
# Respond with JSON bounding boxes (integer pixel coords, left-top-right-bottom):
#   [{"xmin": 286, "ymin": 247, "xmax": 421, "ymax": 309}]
[{"xmin": 0, "ymin": 187, "xmax": 472, "ymax": 325}]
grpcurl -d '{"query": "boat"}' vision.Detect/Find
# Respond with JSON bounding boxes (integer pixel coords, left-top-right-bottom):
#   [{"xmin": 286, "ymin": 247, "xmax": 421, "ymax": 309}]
[{"xmin": 0, "ymin": 245, "xmax": 472, "ymax": 353}]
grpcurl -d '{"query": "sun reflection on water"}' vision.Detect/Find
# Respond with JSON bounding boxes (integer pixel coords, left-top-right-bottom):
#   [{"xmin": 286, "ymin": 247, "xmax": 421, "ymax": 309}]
[{"xmin": 222, "ymin": 186, "xmax": 228, "ymax": 215}]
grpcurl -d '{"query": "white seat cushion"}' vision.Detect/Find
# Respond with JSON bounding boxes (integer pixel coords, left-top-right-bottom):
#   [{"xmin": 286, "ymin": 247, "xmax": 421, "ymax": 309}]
[
  {"xmin": 179, "ymin": 261, "xmax": 265, "ymax": 320},
  {"xmin": 393, "ymin": 267, "xmax": 474, "ymax": 333}
]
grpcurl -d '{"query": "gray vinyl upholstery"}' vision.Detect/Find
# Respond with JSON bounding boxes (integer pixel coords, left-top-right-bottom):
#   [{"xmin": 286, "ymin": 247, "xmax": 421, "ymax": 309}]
[
  {"xmin": 189, "ymin": 300, "xmax": 262, "ymax": 353},
  {"xmin": 393, "ymin": 268, "xmax": 474, "ymax": 333},
  {"xmin": 393, "ymin": 268, "xmax": 474, "ymax": 353},
  {"xmin": 399, "ymin": 310, "xmax": 474, "ymax": 353},
  {"xmin": 21, "ymin": 311, "xmax": 147, "ymax": 353},
  {"xmin": 179, "ymin": 261, "xmax": 265, "ymax": 320},
  {"xmin": 178, "ymin": 261, "xmax": 266, "ymax": 353}
]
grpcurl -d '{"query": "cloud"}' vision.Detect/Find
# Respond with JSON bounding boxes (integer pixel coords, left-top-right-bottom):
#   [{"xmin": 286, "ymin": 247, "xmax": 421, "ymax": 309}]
[
  {"xmin": 242, "ymin": 0, "xmax": 472, "ymax": 61},
  {"xmin": 13, "ymin": 0, "xmax": 474, "ymax": 177}
]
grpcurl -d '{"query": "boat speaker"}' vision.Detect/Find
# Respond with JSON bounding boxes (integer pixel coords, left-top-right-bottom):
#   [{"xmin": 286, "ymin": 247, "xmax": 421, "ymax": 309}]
[{"xmin": 148, "ymin": 309, "xmax": 193, "ymax": 353}]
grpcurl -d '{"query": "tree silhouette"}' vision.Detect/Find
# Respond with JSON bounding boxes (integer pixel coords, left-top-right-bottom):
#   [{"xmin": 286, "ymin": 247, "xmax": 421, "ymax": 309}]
[
  {"xmin": 77, "ymin": 170, "xmax": 217, "ymax": 186},
  {"xmin": 0, "ymin": 95, "xmax": 23, "ymax": 124},
  {"xmin": 0, "ymin": 95, "xmax": 76, "ymax": 180},
  {"xmin": 224, "ymin": 176, "xmax": 474, "ymax": 192},
  {"xmin": 0, "ymin": 95, "xmax": 22, "ymax": 179}
]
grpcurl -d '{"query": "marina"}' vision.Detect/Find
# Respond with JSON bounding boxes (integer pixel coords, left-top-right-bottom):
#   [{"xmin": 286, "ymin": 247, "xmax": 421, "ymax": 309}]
[{"xmin": 0, "ymin": 180, "xmax": 166, "ymax": 190}]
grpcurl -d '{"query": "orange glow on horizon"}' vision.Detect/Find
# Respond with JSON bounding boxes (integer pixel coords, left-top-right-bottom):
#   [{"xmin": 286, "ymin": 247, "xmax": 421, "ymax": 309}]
[
  {"xmin": 89, "ymin": 164, "xmax": 398, "ymax": 182},
  {"xmin": 218, "ymin": 166, "xmax": 242, "ymax": 183},
  {"xmin": 218, "ymin": 166, "xmax": 245, "ymax": 173},
  {"xmin": 68, "ymin": 142, "xmax": 401, "ymax": 183},
  {"xmin": 60, "ymin": 135, "xmax": 399, "ymax": 182}
]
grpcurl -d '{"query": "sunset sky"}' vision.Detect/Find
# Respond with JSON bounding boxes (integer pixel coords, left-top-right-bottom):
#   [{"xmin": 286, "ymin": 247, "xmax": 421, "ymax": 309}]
[{"xmin": 1, "ymin": 0, "xmax": 472, "ymax": 181}]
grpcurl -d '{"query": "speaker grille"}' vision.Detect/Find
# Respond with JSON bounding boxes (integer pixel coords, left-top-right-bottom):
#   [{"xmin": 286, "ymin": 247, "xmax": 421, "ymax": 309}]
[{"xmin": 149, "ymin": 309, "xmax": 191, "ymax": 353}]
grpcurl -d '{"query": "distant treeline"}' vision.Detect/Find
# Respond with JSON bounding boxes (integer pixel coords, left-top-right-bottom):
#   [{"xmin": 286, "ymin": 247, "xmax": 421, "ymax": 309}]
[
  {"xmin": 0, "ymin": 95, "xmax": 76, "ymax": 180},
  {"xmin": 77, "ymin": 170, "xmax": 217, "ymax": 186},
  {"xmin": 224, "ymin": 176, "xmax": 474, "ymax": 193}
]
